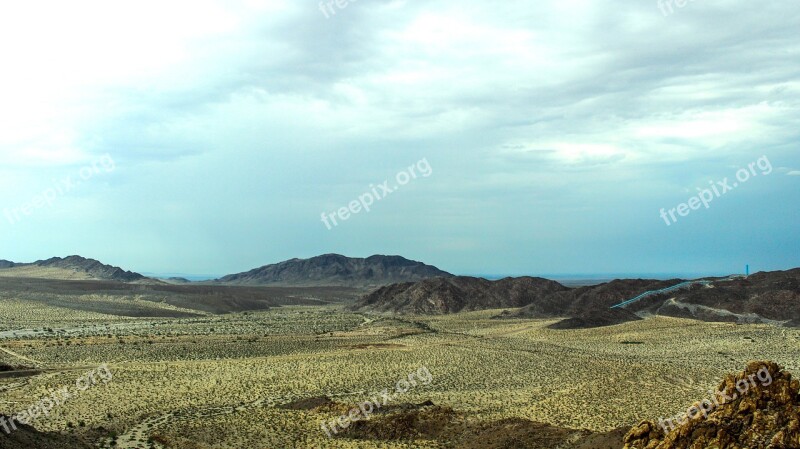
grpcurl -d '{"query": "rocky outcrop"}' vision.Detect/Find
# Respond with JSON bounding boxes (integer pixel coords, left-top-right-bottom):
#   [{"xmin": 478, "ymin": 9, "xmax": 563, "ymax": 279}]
[{"xmin": 623, "ymin": 361, "xmax": 800, "ymax": 449}]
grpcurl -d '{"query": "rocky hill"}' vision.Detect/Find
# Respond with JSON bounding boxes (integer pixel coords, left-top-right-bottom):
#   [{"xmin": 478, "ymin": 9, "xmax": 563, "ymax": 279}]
[
  {"xmin": 0, "ymin": 259, "xmax": 15, "ymax": 268},
  {"xmin": 623, "ymin": 360, "xmax": 800, "ymax": 448},
  {"xmin": 217, "ymin": 254, "xmax": 452, "ymax": 288},
  {"xmin": 352, "ymin": 276, "xmax": 569, "ymax": 314}
]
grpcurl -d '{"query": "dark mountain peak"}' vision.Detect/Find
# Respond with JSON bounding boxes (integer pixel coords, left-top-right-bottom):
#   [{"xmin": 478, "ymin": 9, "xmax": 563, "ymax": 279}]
[
  {"xmin": 0, "ymin": 259, "xmax": 16, "ymax": 268},
  {"xmin": 308, "ymin": 253, "xmax": 348, "ymax": 263},
  {"xmin": 217, "ymin": 254, "xmax": 452, "ymax": 288}
]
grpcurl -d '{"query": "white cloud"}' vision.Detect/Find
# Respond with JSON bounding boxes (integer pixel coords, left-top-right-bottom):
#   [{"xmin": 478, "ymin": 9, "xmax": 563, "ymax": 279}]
[{"xmin": 0, "ymin": 0, "xmax": 798, "ymax": 275}]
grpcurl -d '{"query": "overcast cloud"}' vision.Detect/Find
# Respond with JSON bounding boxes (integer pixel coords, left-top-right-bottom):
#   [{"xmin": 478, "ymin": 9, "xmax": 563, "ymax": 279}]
[{"xmin": 0, "ymin": 0, "xmax": 798, "ymax": 277}]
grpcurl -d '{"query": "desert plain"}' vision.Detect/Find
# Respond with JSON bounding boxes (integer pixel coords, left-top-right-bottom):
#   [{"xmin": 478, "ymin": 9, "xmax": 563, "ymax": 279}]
[{"xmin": 1, "ymin": 280, "xmax": 798, "ymax": 448}]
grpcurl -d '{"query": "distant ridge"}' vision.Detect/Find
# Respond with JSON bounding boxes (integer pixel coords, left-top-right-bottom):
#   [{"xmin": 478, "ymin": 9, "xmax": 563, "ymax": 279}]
[
  {"xmin": 0, "ymin": 255, "xmax": 146, "ymax": 282},
  {"xmin": 217, "ymin": 254, "xmax": 452, "ymax": 288},
  {"xmin": 33, "ymin": 255, "xmax": 146, "ymax": 282}
]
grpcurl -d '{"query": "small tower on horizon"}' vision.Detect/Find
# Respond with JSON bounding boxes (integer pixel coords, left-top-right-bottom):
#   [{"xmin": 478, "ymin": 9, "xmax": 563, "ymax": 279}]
[{"xmin": 746, "ymin": 264, "xmax": 750, "ymax": 277}]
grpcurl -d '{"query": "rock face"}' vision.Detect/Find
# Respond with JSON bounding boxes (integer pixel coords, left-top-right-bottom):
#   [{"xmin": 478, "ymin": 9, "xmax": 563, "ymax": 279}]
[
  {"xmin": 0, "ymin": 259, "xmax": 16, "ymax": 268},
  {"xmin": 33, "ymin": 255, "xmax": 145, "ymax": 282},
  {"xmin": 217, "ymin": 254, "xmax": 452, "ymax": 288},
  {"xmin": 623, "ymin": 361, "xmax": 800, "ymax": 449},
  {"xmin": 353, "ymin": 276, "xmax": 569, "ymax": 314}
]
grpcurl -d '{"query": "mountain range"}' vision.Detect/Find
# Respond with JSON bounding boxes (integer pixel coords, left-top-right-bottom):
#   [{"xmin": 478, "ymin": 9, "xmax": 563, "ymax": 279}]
[
  {"xmin": 2, "ymin": 254, "xmax": 798, "ymax": 328},
  {"xmin": 0, "ymin": 254, "xmax": 452, "ymax": 288},
  {"xmin": 354, "ymin": 269, "xmax": 800, "ymax": 328}
]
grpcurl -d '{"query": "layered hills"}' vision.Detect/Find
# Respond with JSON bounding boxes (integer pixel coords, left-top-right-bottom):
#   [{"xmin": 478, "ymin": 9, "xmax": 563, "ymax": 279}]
[
  {"xmin": 352, "ymin": 276, "xmax": 568, "ymax": 314},
  {"xmin": 354, "ymin": 269, "xmax": 800, "ymax": 328}
]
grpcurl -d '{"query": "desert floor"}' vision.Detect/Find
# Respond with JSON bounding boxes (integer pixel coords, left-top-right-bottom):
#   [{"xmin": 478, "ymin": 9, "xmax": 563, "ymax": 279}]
[{"xmin": 1, "ymin": 300, "xmax": 798, "ymax": 448}]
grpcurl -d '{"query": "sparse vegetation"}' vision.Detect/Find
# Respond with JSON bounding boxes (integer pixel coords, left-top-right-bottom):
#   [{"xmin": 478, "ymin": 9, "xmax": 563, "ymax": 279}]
[{"xmin": 1, "ymin": 290, "xmax": 799, "ymax": 448}]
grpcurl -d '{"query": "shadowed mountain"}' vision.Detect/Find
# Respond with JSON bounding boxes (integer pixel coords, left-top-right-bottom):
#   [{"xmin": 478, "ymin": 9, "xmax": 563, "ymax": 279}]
[
  {"xmin": 0, "ymin": 259, "xmax": 15, "ymax": 268},
  {"xmin": 217, "ymin": 254, "xmax": 452, "ymax": 288},
  {"xmin": 352, "ymin": 276, "xmax": 569, "ymax": 314}
]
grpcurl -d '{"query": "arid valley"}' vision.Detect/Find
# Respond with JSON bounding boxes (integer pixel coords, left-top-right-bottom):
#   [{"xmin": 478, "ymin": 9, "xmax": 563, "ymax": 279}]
[{"xmin": 1, "ymin": 255, "xmax": 799, "ymax": 449}]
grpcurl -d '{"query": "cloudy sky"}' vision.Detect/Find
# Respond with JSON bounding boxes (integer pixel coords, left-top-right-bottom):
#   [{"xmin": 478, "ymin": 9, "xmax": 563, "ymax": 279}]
[{"xmin": 0, "ymin": 0, "xmax": 798, "ymax": 278}]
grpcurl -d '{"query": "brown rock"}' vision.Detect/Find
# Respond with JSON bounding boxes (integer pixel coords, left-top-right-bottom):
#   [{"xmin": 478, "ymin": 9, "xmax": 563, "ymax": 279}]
[{"xmin": 623, "ymin": 361, "xmax": 800, "ymax": 449}]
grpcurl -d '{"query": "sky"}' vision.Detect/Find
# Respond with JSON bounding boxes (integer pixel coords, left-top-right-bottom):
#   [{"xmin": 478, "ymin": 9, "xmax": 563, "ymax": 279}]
[{"xmin": 0, "ymin": 0, "xmax": 798, "ymax": 278}]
